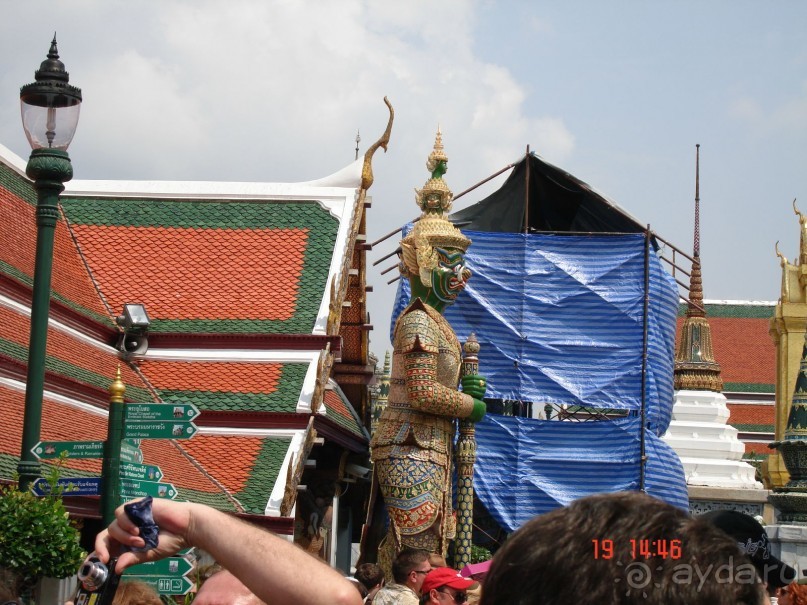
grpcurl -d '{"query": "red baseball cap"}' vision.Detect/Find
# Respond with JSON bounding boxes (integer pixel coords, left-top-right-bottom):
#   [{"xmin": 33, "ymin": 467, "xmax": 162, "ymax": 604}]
[{"xmin": 421, "ymin": 567, "xmax": 476, "ymax": 594}]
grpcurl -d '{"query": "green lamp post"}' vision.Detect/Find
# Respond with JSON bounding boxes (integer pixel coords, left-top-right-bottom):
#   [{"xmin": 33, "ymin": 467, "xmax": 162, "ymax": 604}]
[{"xmin": 17, "ymin": 36, "xmax": 82, "ymax": 491}]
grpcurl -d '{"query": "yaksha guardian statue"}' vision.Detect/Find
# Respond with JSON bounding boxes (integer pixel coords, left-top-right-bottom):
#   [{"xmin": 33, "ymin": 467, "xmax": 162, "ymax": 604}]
[{"xmin": 370, "ymin": 130, "xmax": 487, "ymax": 564}]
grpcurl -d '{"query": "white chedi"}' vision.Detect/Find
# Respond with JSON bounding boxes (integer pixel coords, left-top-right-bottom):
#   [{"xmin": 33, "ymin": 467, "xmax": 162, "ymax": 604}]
[{"xmin": 663, "ymin": 390, "xmax": 762, "ymax": 489}]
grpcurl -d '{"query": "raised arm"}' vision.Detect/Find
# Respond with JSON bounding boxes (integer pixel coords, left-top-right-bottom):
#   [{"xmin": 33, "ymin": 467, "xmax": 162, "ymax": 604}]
[{"xmin": 93, "ymin": 498, "xmax": 361, "ymax": 605}]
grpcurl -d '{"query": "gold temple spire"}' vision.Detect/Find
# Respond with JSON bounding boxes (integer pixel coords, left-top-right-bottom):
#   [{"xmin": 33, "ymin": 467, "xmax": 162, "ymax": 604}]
[{"xmin": 674, "ymin": 145, "xmax": 723, "ymax": 392}]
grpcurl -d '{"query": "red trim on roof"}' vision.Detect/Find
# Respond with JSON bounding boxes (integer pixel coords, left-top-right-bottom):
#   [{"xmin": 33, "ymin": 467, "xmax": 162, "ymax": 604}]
[
  {"xmin": 237, "ymin": 513, "xmax": 294, "ymax": 535},
  {"xmin": 148, "ymin": 333, "xmax": 342, "ymax": 355},
  {"xmin": 193, "ymin": 411, "xmax": 309, "ymax": 430}
]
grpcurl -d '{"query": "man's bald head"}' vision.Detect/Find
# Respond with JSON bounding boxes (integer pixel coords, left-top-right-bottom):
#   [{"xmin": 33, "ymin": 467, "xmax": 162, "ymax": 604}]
[{"xmin": 194, "ymin": 569, "xmax": 266, "ymax": 605}]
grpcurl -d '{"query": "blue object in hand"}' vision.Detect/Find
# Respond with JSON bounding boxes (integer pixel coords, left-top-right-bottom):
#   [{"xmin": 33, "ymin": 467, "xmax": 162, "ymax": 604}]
[{"xmin": 123, "ymin": 496, "xmax": 159, "ymax": 551}]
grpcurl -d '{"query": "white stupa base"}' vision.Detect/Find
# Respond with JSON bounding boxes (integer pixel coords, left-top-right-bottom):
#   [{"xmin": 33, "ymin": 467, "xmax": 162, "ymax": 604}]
[
  {"xmin": 664, "ymin": 421, "xmax": 746, "ymax": 460},
  {"xmin": 663, "ymin": 389, "xmax": 763, "ymax": 490},
  {"xmin": 672, "ymin": 390, "xmax": 730, "ymax": 423},
  {"xmin": 679, "ymin": 457, "xmax": 762, "ymax": 489}
]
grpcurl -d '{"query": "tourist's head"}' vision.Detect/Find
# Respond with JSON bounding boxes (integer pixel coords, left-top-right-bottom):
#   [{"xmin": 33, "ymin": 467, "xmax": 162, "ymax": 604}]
[
  {"xmin": 420, "ymin": 567, "xmax": 475, "ymax": 604},
  {"xmin": 194, "ymin": 569, "xmax": 266, "ymax": 605},
  {"xmin": 113, "ymin": 580, "xmax": 162, "ymax": 605},
  {"xmin": 699, "ymin": 509, "xmax": 796, "ymax": 592},
  {"xmin": 480, "ymin": 491, "xmax": 766, "ymax": 605},
  {"xmin": 394, "ymin": 548, "xmax": 432, "ymax": 593},
  {"xmin": 355, "ymin": 562, "xmax": 385, "ymax": 596},
  {"xmin": 428, "ymin": 553, "xmax": 448, "ymax": 569}
]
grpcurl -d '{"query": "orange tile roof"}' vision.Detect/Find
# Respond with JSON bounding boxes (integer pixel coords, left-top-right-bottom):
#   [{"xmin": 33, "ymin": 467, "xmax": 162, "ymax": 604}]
[
  {"xmin": 179, "ymin": 436, "xmax": 263, "ymax": 493},
  {"xmin": 59, "ymin": 197, "xmax": 340, "ymax": 334},
  {"xmin": 711, "ymin": 317, "xmax": 775, "ymax": 386},
  {"xmin": 67, "ymin": 225, "xmax": 306, "ymax": 321},
  {"xmin": 0, "ymin": 304, "xmax": 151, "ymax": 400},
  {"xmin": 324, "ymin": 388, "xmax": 367, "ymax": 438},
  {"xmin": 135, "ymin": 359, "xmax": 304, "ymax": 413},
  {"xmin": 728, "ymin": 403, "xmax": 775, "ymax": 429},
  {"xmin": 0, "ymin": 164, "xmax": 111, "ymax": 322},
  {"xmin": 677, "ymin": 315, "xmax": 775, "ymax": 387},
  {"xmin": 139, "ymin": 360, "xmax": 283, "ymax": 393},
  {"xmin": 1, "ymin": 173, "xmax": 364, "ymax": 514}
]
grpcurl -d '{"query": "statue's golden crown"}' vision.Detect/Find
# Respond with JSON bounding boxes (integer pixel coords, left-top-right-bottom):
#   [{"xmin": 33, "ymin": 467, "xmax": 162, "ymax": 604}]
[{"xmin": 400, "ymin": 129, "xmax": 470, "ymax": 282}]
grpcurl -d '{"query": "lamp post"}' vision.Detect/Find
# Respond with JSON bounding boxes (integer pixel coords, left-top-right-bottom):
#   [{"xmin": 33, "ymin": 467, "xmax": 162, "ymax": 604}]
[{"xmin": 17, "ymin": 36, "xmax": 82, "ymax": 490}]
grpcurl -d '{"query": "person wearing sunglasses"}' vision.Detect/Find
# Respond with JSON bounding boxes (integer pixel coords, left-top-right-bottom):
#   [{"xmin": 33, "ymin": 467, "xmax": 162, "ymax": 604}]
[
  {"xmin": 373, "ymin": 548, "xmax": 432, "ymax": 605},
  {"xmin": 420, "ymin": 568, "xmax": 475, "ymax": 605}
]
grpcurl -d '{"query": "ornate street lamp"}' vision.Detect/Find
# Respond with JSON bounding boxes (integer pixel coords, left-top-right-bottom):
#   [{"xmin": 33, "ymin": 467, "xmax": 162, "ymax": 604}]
[{"xmin": 17, "ymin": 36, "xmax": 82, "ymax": 490}]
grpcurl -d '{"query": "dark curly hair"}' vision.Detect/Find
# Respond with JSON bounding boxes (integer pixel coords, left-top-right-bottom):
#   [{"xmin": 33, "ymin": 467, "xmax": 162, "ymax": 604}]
[{"xmin": 480, "ymin": 491, "xmax": 765, "ymax": 605}]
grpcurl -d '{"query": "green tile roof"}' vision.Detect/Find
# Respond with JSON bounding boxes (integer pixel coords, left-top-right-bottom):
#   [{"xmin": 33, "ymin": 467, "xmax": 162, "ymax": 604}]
[{"xmin": 236, "ymin": 437, "xmax": 291, "ymax": 515}]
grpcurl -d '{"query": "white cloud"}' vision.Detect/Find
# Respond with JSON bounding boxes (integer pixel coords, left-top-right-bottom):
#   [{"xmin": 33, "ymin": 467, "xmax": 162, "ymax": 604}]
[
  {"xmin": 77, "ymin": 49, "xmax": 208, "ymax": 176},
  {"xmin": 729, "ymin": 81, "xmax": 807, "ymax": 136},
  {"xmin": 0, "ymin": 0, "xmax": 579, "ymax": 355},
  {"xmin": 0, "ymin": 0, "xmax": 566, "ymax": 218}
]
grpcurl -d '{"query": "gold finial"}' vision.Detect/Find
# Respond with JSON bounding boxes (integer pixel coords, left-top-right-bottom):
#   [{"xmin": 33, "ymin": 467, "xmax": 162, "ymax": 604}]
[
  {"xmin": 109, "ymin": 365, "xmax": 126, "ymax": 404},
  {"xmin": 463, "ymin": 332, "xmax": 480, "ymax": 357}
]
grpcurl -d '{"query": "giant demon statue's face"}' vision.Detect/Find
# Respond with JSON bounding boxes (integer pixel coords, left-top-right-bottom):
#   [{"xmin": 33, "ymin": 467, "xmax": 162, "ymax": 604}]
[{"xmin": 430, "ymin": 247, "xmax": 471, "ymax": 305}]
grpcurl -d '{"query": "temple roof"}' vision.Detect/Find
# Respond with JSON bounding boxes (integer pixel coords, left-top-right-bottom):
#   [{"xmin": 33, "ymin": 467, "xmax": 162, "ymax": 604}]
[
  {"xmin": 60, "ymin": 196, "xmax": 339, "ymax": 334},
  {"xmin": 0, "ymin": 142, "xmax": 370, "ymax": 524}
]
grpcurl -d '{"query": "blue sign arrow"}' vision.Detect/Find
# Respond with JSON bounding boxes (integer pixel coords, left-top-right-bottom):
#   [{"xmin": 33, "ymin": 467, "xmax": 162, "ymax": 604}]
[{"xmin": 31, "ymin": 477, "xmax": 102, "ymax": 496}]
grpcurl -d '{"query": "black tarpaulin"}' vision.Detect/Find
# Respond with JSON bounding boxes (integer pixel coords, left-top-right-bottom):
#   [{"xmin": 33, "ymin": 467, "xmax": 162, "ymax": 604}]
[{"xmin": 450, "ymin": 152, "xmax": 646, "ymax": 234}]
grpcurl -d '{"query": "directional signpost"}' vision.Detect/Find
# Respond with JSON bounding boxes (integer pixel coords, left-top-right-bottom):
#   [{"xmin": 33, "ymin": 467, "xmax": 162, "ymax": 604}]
[
  {"xmin": 120, "ymin": 478, "xmax": 178, "ymax": 500},
  {"xmin": 31, "ymin": 440, "xmax": 104, "ymax": 460},
  {"xmin": 120, "ymin": 461, "xmax": 163, "ymax": 482},
  {"xmin": 123, "ymin": 421, "xmax": 199, "ymax": 440},
  {"xmin": 29, "ymin": 369, "xmax": 202, "ymax": 527},
  {"xmin": 120, "ymin": 440, "xmax": 144, "ymax": 464},
  {"xmin": 130, "ymin": 576, "xmax": 194, "ymax": 596},
  {"xmin": 31, "ymin": 438, "xmax": 142, "ymax": 463},
  {"xmin": 124, "ymin": 556, "xmax": 194, "ymax": 595},
  {"xmin": 31, "ymin": 477, "xmax": 101, "ymax": 496},
  {"xmin": 125, "ymin": 403, "xmax": 201, "ymax": 422},
  {"xmin": 124, "ymin": 557, "xmax": 193, "ymax": 578}
]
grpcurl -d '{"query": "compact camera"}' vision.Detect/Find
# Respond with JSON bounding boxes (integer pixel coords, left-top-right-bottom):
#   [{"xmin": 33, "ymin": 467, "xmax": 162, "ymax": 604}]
[{"xmin": 73, "ymin": 555, "xmax": 121, "ymax": 605}]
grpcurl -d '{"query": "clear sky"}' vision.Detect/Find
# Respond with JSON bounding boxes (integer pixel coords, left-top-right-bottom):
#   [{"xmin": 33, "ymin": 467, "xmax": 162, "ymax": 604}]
[{"xmin": 1, "ymin": 1, "xmax": 805, "ymax": 359}]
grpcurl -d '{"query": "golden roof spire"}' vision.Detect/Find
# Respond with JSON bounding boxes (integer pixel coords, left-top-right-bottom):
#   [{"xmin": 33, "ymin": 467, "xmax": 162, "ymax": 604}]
[{"xmin": 674, "ymin": 145, "xmax": 722, "ymax": 392}]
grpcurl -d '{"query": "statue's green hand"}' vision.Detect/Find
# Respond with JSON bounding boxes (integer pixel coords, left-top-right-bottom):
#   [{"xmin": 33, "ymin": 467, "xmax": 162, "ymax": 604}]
[
  {"xmin": 469, "ymin": 398, "xmax": 487, "ymax": 423},
  {"xmin": 461, "ymin": 374, "xmax": 487, "ymax": 400}
]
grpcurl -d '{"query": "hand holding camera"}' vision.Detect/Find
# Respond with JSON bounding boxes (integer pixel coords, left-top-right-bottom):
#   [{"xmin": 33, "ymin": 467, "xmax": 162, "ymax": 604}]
[
  {"xmin": 74, "ymin": 496, "xmax": 178, "ymax": 605},
  {"xmin": 72, "ymin": 555, "xmax": 121, "ymax": 605}
]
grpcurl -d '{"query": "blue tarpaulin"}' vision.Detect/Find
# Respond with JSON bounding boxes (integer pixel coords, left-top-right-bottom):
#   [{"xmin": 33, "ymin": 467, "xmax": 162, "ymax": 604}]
[
  {"xmin": 474, "ymin": 415, "xmax": 687, "ymax": 532},
  {"xmin": 391, "ymin": 231, "xmax": 687, "ymax": 531}
]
